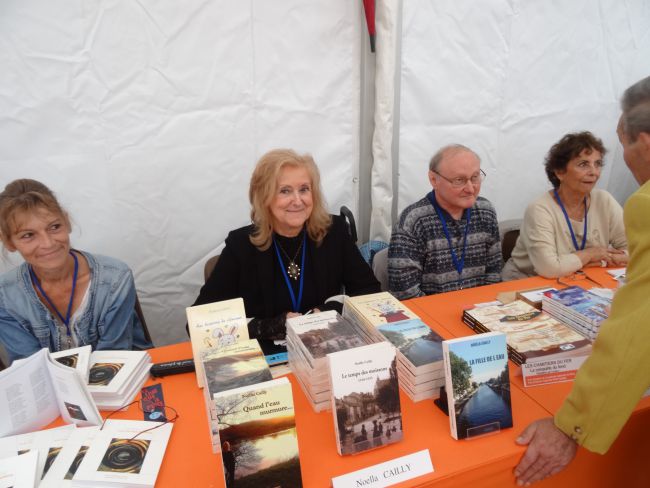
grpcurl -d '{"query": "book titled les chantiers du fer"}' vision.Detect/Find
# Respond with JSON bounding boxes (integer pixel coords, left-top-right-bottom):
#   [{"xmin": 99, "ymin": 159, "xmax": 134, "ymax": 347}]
[{"xmin": 442, "ymin": 332, "xmax": 513, "ymax": 440}]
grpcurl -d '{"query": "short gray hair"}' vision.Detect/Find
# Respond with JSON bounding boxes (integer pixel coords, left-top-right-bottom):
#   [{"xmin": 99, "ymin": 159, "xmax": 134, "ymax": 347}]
[
  {"xmin": 429, "ymin": 144, "xmax": 480, "ymax": 172},
  {"xmin": 621, "ymin": 76, "xmax": 650, "ymax": 141}
]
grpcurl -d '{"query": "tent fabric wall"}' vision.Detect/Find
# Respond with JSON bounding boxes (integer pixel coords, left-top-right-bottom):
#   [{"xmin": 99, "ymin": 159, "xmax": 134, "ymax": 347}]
[
  {"xmin": 0, "ymin": 0, "xmax": 362, "ymax": 346},
  {"xmin": 1, "ymin": 0, "xmax": 648, "ymax": 349},
  {"xmin": 395, "ymin": 0, "xmax": 648, "ymax": 222},
  {"xmin": 369, "ymin": 0, "xmax": 401, "ymax": 243}
]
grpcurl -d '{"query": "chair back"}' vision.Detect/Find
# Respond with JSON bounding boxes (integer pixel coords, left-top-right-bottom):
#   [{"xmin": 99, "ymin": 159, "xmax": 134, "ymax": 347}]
[
  {"xmin": 372, "ymin": 247, "xmax": 389, "ymax": 291},
  {"xmin": 134, "ymin": 294, "xmax": 153, "ymax": 347},
  {"xmin": 204, "ymin": 255, "xmax": 221, "ymax": 283},
  {"xmin": 339, "ymin": 205, "xmax": 358, "ymax": 244},
  {"xmin": 498, "ymin": 219, "xmax": 522, "ymax": 263}
]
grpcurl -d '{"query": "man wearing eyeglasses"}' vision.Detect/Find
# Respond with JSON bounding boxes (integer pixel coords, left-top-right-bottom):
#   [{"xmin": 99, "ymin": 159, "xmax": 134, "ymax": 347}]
[
  {"xmin": 388, "ymin": 144, "xmax": 502, "ymax": 299},
  {"xmin": 514, "ymin": 76, "xmax": 650, "ymax": 486}
]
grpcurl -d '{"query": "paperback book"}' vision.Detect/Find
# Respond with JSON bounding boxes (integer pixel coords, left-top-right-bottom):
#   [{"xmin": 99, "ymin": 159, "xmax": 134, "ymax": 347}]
[
  {"xmin": 286, "ymin": 310, "xmax": 370, "ymax": 412},
  {"xmin": 442, "ymin": 332, "xmax": 513, "ymax": 440},
  {"xmin": 71, "ymin": 419, "xmax": 173, "ymax": 488},
  {"xmin": 186, "ymin": 298, "xmax": 249, "ymax": 387},
  {"xmin": 328, "ymin": 342, "xmax": 403, "ymax": 455},
  {"xmin": 201, "ymin": 339, "xmax": 273, "ymax": 453},
  {"xmin": 0, "ymin": 424, "xmax": 76, "ymax": 482},
  {"xmin": 0, "ymin": 450, "xmax": 39, "ymax": 488},
  {"xmin": 0, "ymin": 349, "xmax": 101, "ymax": 437},
  {"xmin": 51, "ymin": 345, "xmax": 92, "ymax": 383},
  {"xmin": 343, "ymin": 292, "xmax": 419, "ymax": 343},
  {"xmin": 214, "ymin": 377, "xmax": 303, "ymax": 487},
  {"xmin": 376, "ymin": 319, "xmax": 445, "ymax": 402},
  {"xmin": 40, "ymin": 426, "xmax": 101, "ymax": 488},
  {"xmin": 463, "ymin": 300, "xmax": 591, "ymax": 365},
  {"xmin": 542, "ymin": 286, "xmax": 611, "ymax": 340},
  {"xmin": 87, "ymin": 350, "xmax": 151, "ymax": 410}
]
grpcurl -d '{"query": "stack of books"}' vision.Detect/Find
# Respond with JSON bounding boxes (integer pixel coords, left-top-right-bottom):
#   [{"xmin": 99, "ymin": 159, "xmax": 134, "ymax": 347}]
[
  {"xmin": 286, "ymin": 310, "xmax": 370, "ymax": 412},
  {"xmin": 343, "ymin": 292, "xmax": 445, "ymax": 401},
  {"xmin": 375, "ymin": 319, "xmax": 446, "ymax": 401},
  {"xmin": 200, "ymin": 339, "xmax": 273, "ymax": 453},
  {"xmin": 463, "ymin": 300, "xmax": 592, "ymax": 366},
  {"xmin": 343, "ymin": 292, "xmax": 419, "ymax": 344},
  {"xmin": 87, "ymin": 350, "xmax": 152, "ymax": 410},
  {"xmin": 542, "ymin": 286, "xmax": 611, "ymax": 340}
]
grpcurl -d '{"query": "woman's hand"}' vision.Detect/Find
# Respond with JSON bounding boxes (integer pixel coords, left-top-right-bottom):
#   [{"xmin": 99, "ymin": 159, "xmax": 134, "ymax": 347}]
[{"xmin": 576, "ymin": 247, "xmax": 623, "ymax": 268}]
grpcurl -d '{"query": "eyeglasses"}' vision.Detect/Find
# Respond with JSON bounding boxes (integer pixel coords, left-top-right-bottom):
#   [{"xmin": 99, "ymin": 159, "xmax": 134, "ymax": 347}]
[{"xmin": 433, "ymin": 169, "xmax": 486, "ymax": 188}]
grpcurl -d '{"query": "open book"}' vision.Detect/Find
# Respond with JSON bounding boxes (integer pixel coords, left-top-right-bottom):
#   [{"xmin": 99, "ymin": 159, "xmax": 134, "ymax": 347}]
[
  {"xmin": 51, "ymin": 345, "xmax": 92, "ymax": 383},
  {"xmin": 0, "ymin": 348, "xmax": 102, "ymax": 438}
]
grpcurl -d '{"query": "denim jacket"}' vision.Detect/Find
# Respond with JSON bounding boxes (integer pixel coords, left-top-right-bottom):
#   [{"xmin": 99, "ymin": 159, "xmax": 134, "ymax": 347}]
[{"xmin": 0, "ymin": 250, "xmax": 152, "ymax": 363}]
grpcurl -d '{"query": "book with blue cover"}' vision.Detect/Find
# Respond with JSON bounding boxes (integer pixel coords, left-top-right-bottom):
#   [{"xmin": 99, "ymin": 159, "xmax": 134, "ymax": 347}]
[
  {"xmin": 442, "ymin": 332, "xmax": 512, "ymax": 440},
  {"xmin": 543, "ymin": 286, "xmax": 610, "ymax": 326},
  {"xmin": 377, "ymin": 319, "xmax": 444, "ymax": 373}
]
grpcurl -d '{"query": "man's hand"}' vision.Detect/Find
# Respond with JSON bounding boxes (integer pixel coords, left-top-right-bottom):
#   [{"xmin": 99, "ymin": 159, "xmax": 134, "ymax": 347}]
[{"xmin": 514, "ymin": 418, "xmax": 578, "ymax": 486}]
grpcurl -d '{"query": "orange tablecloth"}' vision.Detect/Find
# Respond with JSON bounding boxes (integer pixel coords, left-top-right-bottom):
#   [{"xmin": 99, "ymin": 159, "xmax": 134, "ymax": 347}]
[
  {"xmin": 64, "ymin": 269, "xmax": 649, "ymax": 487},
  {"xmin": 132, "ymin": 341, "xmax": 550, "ymax": 488},
  {"xmin": 407, "ymin": 269, "xmax": 650, "ymax": 487}
]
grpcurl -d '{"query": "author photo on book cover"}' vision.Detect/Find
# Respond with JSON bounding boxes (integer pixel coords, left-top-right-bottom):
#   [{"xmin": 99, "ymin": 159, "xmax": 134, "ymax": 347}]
[
  {"xmin": 514, "ymin": 76, "xmax": 650, "ymax": 485},
  {"xmin": 0, "ymin": 179, "xmax": 152, "ymax": 363},
  {"xmin": 192, "ymin": 148, "xmax": 380, "ymax": 343}
]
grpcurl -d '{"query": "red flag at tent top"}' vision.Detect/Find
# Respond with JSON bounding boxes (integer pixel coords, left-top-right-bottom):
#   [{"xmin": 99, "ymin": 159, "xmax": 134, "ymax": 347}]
[{"xmin": 363, "ymin": 0, "xmax": 376, "ymax": 53}]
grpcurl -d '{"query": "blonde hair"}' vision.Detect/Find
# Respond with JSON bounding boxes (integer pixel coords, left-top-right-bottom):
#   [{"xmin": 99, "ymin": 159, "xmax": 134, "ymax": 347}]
[
  {"xmin": 249, "ymin": 149, "xmax": 331, "ymax": 250},
  {"xmin": 0, "ymin": 179, "xmax": 70, "ymax": 248}
]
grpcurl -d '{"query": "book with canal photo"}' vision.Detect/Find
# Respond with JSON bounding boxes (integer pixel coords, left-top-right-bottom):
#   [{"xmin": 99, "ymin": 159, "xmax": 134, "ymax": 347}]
[
  {"xmin": 328, "ymin": 342, "xmax": 403, "ymax": 455},
  {"xmin": 213, "ymin": 377, "xmax": 303, "ymax": 488},
  {"xmin": 442, "ymin": 332, "xmax": 512, "ymax": 440}
]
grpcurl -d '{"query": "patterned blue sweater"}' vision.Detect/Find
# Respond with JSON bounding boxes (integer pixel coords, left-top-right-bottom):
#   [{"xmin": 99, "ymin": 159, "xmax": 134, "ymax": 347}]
[{"xmin": 388, "ymin": 194, "xmax": 502, "ymax": 299}]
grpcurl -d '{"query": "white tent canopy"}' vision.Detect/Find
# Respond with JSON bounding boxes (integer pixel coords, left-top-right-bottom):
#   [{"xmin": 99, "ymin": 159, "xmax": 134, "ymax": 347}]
[{"xmin": 1, "ymin": 0, "xmax": 646, "ymax": 346}]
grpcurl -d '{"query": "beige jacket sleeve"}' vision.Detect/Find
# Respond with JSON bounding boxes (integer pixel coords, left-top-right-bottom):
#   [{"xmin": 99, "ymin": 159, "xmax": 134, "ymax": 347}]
[{"xmin": 554, "ymin": 182, "xmax": 650, "ymax": 454}]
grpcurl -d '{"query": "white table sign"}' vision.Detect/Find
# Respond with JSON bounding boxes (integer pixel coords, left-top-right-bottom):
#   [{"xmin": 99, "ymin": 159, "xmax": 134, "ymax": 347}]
[{"xmin": 332, "ymin": 449, "xmax": 434, "ymax": 488}]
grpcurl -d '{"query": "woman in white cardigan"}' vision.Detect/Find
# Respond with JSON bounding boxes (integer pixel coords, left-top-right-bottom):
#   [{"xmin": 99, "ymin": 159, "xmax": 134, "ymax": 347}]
[{"xmin": 502, "ymin": 132, "xmax": 627, "ymax": 280}]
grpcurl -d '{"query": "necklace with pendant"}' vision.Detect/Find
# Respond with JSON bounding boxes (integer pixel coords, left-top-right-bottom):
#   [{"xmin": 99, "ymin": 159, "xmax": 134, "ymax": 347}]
[{"xmin": 276, "ymin": 235, "xmax": 304, "ymax": 280}]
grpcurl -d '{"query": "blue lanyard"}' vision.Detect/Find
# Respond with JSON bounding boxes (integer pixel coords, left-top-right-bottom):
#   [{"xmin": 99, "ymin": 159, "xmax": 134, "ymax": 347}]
[
  {"xmin": 554, "ymin": 189, "xmax": 587, "ymax": 251},
  {"xmin": 427, "ymin": 191, "xmax": 471, "ymax": 277},
  {"xmin": 272, "ymin": 233, "xmax": 306, "ymax": 313},
  {"xmin": 29, "ymin": 251, "xmax": 79, "ymax": 336}
]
